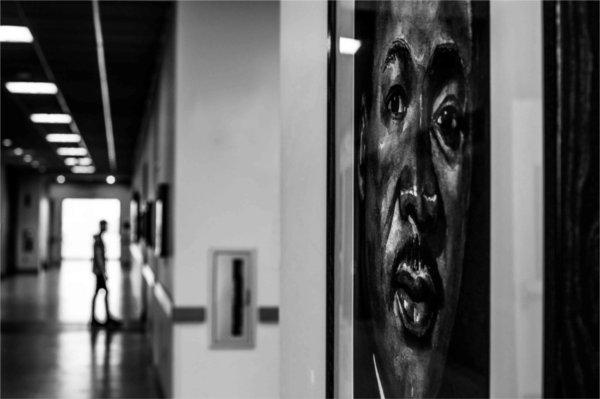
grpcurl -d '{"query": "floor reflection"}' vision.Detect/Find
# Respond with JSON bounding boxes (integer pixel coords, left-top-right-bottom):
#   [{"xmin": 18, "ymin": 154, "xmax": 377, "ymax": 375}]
[{"xmin": 1, "ymin": 260, "xmax": 160, "ymax": 398}]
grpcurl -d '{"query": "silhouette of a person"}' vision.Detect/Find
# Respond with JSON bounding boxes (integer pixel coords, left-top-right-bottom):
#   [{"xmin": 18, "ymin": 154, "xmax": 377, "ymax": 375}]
[{"xmin": 91, "ymin": 220, "xmax": 121, "ymax": 328}]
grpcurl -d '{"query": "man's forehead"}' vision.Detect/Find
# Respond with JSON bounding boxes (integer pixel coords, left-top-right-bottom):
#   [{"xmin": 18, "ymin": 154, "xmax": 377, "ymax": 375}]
[{"xmin": 376, "ymin": 0, "xmax": 472, "ymax": 71}]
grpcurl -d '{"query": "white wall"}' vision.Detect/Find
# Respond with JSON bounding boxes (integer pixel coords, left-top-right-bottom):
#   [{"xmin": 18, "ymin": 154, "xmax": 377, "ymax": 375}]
[
  {"xmin": 172, "ymin": 2, "xmax": 280, "ymax": 397},
  {"xmin": 0, "ymin": 164, "xmax": 9, "ymax": 275},
  {"xmin": 279, "ymin": 2, "xmax": 327, "ymax": 398},
  {"xmin": 490, "ymin": 2, "xmax": 543, "ymax": 398}
]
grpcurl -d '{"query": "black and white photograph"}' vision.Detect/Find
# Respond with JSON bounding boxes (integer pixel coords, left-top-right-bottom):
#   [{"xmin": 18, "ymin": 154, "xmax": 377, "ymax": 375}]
[
  {"xmin": 0, "ymin": 1, "xmax": 597, "ymax": 398},
  {"xmin": 351, "ymin": 2, "xmax": 489, "ymax": 397}
]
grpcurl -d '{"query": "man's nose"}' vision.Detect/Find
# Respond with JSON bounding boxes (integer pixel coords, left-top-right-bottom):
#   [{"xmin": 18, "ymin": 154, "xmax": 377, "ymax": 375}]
[{"xmin": 398, "ymin": 128, "xmax": 440, "ymax": 231}]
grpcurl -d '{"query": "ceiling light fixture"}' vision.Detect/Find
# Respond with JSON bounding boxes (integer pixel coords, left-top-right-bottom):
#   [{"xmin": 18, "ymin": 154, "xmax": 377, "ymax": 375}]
[
  {"xmin": 106, "ymin": 175, "xmax": 116, "ymax": 185},
  {"xmin": 57, "ymin": 147, "xmax": 87, "ymax": 157},
  {"xmin": 64, "ymin": 157, "xmax": 79, "ymax": 166},
  {"xmin": 78, "ymin": 157, "xmax": 93, "ymax": 166},
  {"xmin": 64, "ymin": 156, "xmax": 92, "ymax": 166},
  {"xmin": 339, "ymin": 37, "xmax": 361, "ymax": 55},
  {"xmin": 2, "ymin": 139, "xmax": 12, "ymax": 147},
  {"xmin": 5, "ymin": 82, "xmax": 58, "ymax": 95},
  {"xmin": 71, "ymin": 165, "xmax": 96, "ymax": 174},
  {"xmin": 0, "ymin": 26, "xmax": 33, "ymax": 43},
  {"xmin": 46, "ymin": 133, "xmax": 80, "ymax": 143},
  {"xmin": 56, "ymin": 175, "xmax": 66, "ymax": 184},
  {"xmin": 23, "ymin": 154, "xmax": 32, "ymax": 163},
  {"xmin": 13, "ymin": 147, "xmax": 23, "ymax": 156},
  {"xmin": 30, "ymin": 113, "xmax": 72, "ymax": 124}
]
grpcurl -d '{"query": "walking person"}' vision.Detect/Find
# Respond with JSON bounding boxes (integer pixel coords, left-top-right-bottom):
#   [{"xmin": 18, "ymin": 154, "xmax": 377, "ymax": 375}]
[{"xmin": 90, "ymin": 220, "xmax": 121, "ymax": 328}]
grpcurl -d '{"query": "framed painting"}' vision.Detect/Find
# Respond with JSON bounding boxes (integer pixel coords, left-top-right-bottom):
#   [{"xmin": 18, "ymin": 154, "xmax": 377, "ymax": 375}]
[
  {"xmin": 328, "ymin": 1, "xmax": 490, "ymax": 397},
  {"xmin": 154, "ymin": 183, "xmax": 169, "ymax": 257},
  {"xmin": 130, "ymin": 191, "xmax": 141, "ymax": 243}
]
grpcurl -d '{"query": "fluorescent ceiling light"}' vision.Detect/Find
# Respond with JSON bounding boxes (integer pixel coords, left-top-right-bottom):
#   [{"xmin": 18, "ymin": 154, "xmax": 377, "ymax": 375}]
[
  {"xmin": 23, "ymin": 154, "xmax": 32, "ymax": 163},
  {"xmin": 30, "ymin": 113, "xmax": 72, "ymax": 124},
  {"xmin": 46, "ymin": 133, "xmax": 80, "ymax": 143},
  {"xmin": 106, "ymin": 175, "xmax": 115, "ymax": 185},
  {"xmin": 64, "ymin": 157, "xmax": 79, "ymax": 166},
  {"xmin": 339, "ymin": 37, "xmax": 361, "ymax": 55},
  {"xmin": 0, "ymin": 26, "xmax": 33, "ymax": 43},
  {"xmin": 2, "ymin": 139, "xmax": 12, "ymax": 147},
  {"xmin": 64, "ymin": 156, "xmax": 92, "ymax": 166},
  {"xmin": 57, "ymin": 147, "xmax": 87, "ymax": 156},
  {"xmin": 56, "ymin": 175, "xmax": 66, "ymax": 184},
  {"xmin": 13, "ymin": 147, "xmax": 23, "ymax": 156},
  {"xmin": 78, "ymin": 157, "xmax": 93, "ymax": 166},
  {"xmin": 71, "ymin": 165, "xmax": 96, "ymax": 174},
  {"xmin": 5, "ymin": 82, "xmax": 57, "ymax": 95}
]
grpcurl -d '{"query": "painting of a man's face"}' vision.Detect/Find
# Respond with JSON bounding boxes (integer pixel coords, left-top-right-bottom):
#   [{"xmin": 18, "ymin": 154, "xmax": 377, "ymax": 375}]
[{"xmin": 359, "ymin": 1, "xmax": 473, "ymax": 397}]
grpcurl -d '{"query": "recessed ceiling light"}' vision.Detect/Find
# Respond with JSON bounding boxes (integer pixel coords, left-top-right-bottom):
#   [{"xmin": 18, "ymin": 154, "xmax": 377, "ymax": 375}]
[
  {"xmin": 23, "ymin": 154, "xmax": 32, "ymax": 163},
  {"xmin": 2, "ymin": 138, "xmax": 12, "ymax": 147},
  {"xmin": 13, "ymin": 147, "xmax": 23, "ymax": 156},
  {"xmin": 46, "ymin": 133, "xmax": 80, "ymax": 143},
  {"xmin": 339, "ymin": 37, "xmax": 361, "ymax": 55},
  {"xmin": 106, "ymin": 175, "xmax": 116, "ymax": 185},
  {"xmin": 56, "ymin": 175, "xmax": 66, "ymax": 184},
  {"xmin": 57, "ymin": 147, "xmax": 87, "ymax": 156},
  {"xmin": 30, "ymin": 113, "xmax": 72, "ymax": 124},
  {"xmin": 71, "ymin": 165, "xmax": 95, "ymax": 174},
  {"xmin": 5, "ymin": 82, "xmax": 57, "ymax": 95},
  {"xmin": 0, "ymin": 26, "xmax": 33, "ymax": 43},
  {"xmin": 31, "ymin": 160, "xmax": 39, "ymax": 168}
]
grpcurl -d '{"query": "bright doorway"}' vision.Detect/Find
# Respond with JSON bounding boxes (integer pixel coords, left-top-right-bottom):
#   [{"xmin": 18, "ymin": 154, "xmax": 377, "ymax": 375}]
[{"xmin": 61, "ymin": 198, "xmax": 121, "ymax": 260}]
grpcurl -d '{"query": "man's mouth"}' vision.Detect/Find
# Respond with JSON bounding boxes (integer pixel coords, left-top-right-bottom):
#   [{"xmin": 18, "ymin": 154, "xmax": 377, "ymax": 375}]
[{"xmin": 391, "ymin": 237, "xmax": 442, "ymax": 340}]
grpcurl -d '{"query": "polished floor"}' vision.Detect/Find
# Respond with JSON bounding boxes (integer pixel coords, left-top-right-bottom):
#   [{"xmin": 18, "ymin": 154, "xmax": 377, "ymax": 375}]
[{"xmin": 1, "ymin": 260, "xmax": 162, "ymax": 398}]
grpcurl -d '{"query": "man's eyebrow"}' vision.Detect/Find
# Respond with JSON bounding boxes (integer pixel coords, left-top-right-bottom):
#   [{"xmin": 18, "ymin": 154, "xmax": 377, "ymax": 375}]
[
  {"xmin": 382, "ymin": 39, "xmax": 411, "ymax": 71},
  {"xmin": 426, "ymin": 43, "xmax": 466, "ymax": 81}
]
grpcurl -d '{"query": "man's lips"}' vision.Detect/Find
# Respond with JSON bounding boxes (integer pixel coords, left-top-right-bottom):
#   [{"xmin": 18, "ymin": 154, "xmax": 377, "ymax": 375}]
[{"xmin": 390, "ymin": 239, "xmax": 442, "ymax": 340}]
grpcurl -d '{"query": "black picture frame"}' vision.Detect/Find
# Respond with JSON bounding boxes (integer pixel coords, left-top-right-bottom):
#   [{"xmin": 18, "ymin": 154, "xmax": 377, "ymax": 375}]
[
  {"xmin": 144, "ymin": 200, "xmax": 155, "ymax": 248},
  {"xmin": 130, "ymin": 191, "xmax": 141, "ymax": 243},
  {"xmin": 154, "ymin": 183, "xmax": 169, "ymax": 257},
  {"xmin": 543, "ymin": 2, "xmax": 599, "ymax": 397},
  {"xmin": 326, "ymin": 1, "xmax": 336, "ymax": 398}
]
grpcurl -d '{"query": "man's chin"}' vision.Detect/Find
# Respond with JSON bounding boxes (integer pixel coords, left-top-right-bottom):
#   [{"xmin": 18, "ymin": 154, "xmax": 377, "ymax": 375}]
[{"xmin": 376, "ymin": 332, "xmax": 446, "ymax": 399}]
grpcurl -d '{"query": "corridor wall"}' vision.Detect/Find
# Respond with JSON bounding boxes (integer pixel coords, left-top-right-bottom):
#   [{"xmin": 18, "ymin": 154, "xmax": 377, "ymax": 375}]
[
  {"xmin": 0, "ymin": 164, "xmax": 9, "ymax": 276},
  {"xmin": 279, "ymin": 1, "xmax": 328, "ymax": 398},
  {"xmin": 130, "ymin": 8, "xmax": 176, "ymax": 395},
  {"xmin": 171, "ymin": 2, "xmax": 280, "ymax": 397},
  {"xmin": 130, "ymin": 2, "xmax": 282, "ymax": 398}
]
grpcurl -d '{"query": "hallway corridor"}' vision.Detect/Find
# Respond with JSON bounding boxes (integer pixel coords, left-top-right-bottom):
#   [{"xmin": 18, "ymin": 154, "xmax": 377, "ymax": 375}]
[{"xmin": 1, "ymin": 261, "xmax": 161, "ymax": 398}]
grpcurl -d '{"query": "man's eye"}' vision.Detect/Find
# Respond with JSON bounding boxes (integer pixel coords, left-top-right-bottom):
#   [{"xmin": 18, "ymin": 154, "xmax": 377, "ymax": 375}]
[
  {"xmin": 434, "ymin": 105, "xmax": 461, "ymax": 150},
  {"xmin": 385, "ymin": 86, "xmax": 407, "ymax": 121}
]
